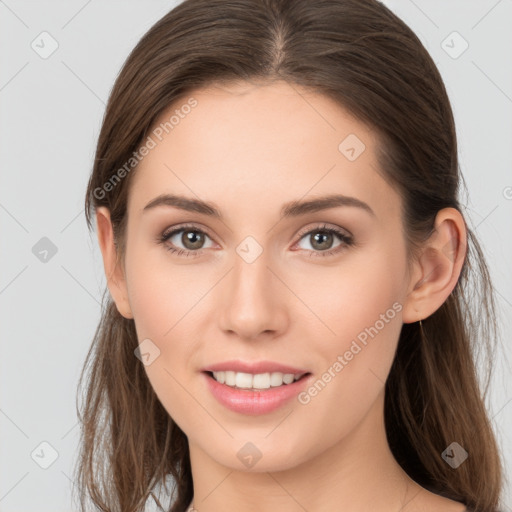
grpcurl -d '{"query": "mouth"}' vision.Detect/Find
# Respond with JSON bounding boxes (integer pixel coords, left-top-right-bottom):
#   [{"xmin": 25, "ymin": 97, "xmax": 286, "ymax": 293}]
[{"xmin": 202, "ymin": 369, "xmax": 313, "ymax": 415}]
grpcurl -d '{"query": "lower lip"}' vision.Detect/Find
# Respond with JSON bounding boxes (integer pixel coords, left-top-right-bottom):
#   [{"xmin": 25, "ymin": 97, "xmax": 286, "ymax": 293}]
[{"xmin": 203, "ymin": 372, "xmax": 312, "ymax": 415}]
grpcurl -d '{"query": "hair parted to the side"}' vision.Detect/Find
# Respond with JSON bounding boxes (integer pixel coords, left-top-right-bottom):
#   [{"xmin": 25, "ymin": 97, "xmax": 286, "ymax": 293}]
[{"xmin": 76, "ymin": 0, "xmax": 503, "ymax": 511}]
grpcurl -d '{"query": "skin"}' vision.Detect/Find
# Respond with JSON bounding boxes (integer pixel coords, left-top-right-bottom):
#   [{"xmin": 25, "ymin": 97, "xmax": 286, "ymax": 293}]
[{"xmin": 96, "ymin": 80, "xmax": 468, "ymax": 512}]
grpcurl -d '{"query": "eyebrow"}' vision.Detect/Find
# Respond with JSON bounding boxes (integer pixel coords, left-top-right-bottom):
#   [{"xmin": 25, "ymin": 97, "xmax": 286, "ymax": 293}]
[{"xmin": 142, "ymin": 193, "xmax": 375, "ymax": 218}]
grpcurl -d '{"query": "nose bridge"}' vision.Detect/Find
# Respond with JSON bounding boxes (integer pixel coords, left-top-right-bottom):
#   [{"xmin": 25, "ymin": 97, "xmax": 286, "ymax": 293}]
[
  {"xmin": 218, "ymin": 239, "xmax": 286, "ymax": 339},
  {"xmin": 232, "ymin": 245, "xmax": 272, "ymax": 298}
]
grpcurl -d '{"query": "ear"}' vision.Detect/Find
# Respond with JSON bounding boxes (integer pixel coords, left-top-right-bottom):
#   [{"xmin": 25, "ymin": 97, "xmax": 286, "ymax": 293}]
[
  {"xmin": 402, "ymin": 207, "xmax": 467, "ymax": 324},
  {"xmin": 96, "ymin": 206, "xmax": 133, "ymax": 319}
]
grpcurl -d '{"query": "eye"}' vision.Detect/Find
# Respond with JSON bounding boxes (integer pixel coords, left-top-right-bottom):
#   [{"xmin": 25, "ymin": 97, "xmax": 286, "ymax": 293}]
[
  {"xmin": 157, "ymin": 222, "xmax": 354, "ymax": 258},
  {"xmin": 294, "ymin": 223, "xmax": 354, "ymax": 258},
  {"xmin": 158, "ymin": 223, "xmax": 215, "ymax": 257}
]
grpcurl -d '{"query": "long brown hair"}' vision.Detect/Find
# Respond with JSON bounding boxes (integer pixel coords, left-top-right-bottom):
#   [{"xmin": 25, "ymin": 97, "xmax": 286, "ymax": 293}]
[{"xmin": 76, "ymin": 0, "xmax": 504, "ymax": 510}]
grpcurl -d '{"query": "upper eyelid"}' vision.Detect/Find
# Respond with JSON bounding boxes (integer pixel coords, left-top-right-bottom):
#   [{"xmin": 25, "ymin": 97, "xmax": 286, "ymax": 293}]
[
  {"xmin": 163, "ymin": 222, "xmax": 212, "ymax": 237},
  {"xmin": 295, "ymin": 222, "xmax": 352, "ymax": 239}
]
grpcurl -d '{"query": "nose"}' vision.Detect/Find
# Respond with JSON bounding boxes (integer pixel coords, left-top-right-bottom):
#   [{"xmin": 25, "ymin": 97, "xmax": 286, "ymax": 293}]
[{"xmin": 217, "ymin": 250, "xmax": 289, "ymax": 341}]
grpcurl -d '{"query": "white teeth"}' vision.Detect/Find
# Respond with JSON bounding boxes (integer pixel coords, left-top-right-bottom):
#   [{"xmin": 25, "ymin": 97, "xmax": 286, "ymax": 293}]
[
  {"xmin": 225, "ymin": 371, "xmax": 236, "ymax": 386},
  {"xmin": 211, "ymin": 371, "xmax": 304, "ymax": 389},
  {"xmin": 235, "ymin": 372, "xmax": 253, "ymax": 389}
]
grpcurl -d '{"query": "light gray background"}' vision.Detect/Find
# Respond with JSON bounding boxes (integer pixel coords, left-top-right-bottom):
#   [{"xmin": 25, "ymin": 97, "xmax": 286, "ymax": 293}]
[{"xmin": 0, "ymin": 1, "xmax": 511, "ymax": 511}]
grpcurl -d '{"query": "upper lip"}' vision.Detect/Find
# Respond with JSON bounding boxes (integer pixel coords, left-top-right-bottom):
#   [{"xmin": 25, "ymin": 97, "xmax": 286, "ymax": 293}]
[{"xmin": 202, "ymin": 360, "xmax": 310, "ymax": 375}]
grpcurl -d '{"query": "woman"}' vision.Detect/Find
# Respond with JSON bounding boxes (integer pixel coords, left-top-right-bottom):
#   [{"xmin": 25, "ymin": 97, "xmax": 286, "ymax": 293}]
[{"xmin": 75, "ymin": 0, "xmax": 504, "ymax": 511}]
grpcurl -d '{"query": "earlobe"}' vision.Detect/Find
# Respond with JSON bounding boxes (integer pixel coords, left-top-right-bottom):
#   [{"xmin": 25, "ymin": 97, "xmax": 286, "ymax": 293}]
[
  {"xmin": 95, "ymin": 207, "xmax": 134, "ymax": 319},
  {"xmin": 402, "ymin": 207, "xmax": 467, "ymax": 324}
]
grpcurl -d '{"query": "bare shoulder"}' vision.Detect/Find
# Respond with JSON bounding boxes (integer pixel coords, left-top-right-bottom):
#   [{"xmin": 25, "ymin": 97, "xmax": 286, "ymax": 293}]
[
  {"xmin": 429, "ymin": 495, "xmax": 468, "ymax": 512},
  {"xmin": 403, "ymin": 485, "xmax": 468, "ymax": 512}
]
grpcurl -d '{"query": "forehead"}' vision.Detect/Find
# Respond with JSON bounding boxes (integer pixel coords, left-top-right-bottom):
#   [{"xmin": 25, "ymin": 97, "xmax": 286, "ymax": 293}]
[{"xmin": 128, "ymin": 80, "xmax": 400, "ymax": 224}]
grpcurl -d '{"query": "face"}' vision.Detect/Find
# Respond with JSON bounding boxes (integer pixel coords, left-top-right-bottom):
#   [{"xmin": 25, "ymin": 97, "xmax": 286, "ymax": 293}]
[{"xmin": 117, "ymin": 80, "xmax": 412, "ymax": 471}]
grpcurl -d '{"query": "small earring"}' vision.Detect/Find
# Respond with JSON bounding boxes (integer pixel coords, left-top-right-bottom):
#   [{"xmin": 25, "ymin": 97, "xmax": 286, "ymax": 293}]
[{"xmin": 418, "ymin": 318, "xmax": 425, "ymax": 341}]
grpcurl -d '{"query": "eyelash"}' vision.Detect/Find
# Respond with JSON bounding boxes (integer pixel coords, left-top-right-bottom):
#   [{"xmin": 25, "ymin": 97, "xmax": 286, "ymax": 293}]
[{"xmin": 157, "ymin": 222, "xmax": 354, "ymax": 259}]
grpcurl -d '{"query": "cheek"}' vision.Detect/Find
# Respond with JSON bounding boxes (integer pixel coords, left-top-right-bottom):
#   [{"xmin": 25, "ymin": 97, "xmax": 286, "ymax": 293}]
[
  {"xmin": 125, "ymin": 238, "xmax": 208, "ymax": 339},
  {"xmin": 291, "ymin": 246, "xmax": 405, "ymax": 409},
  {"xmin": 290, "ymin": 242, "xmax": 405, "ymax": 345},
  {"xmin": 123, "ymin": 242, "xmax": 220, "ymax": 424}
]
